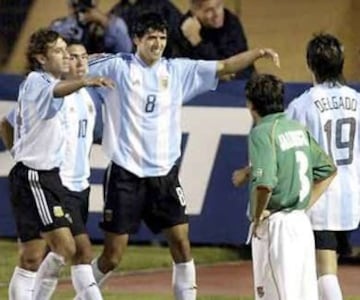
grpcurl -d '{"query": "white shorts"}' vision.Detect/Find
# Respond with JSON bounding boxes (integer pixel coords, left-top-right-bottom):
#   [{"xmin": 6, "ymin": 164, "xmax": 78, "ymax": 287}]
[{"xmin": 251, "ymin": 210, "xmax": 318, "ymax": 300}]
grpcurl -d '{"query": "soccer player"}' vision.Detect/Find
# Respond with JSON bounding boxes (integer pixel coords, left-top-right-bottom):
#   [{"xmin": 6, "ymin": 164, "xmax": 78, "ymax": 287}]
[
  {"xmin": 6, "ymin": 29, "xmax": 111, "ymax": 300},
  {"xmin": 246, "ymin": 73, "xmax": 336, "ymax": 300},
  {"xmin": 286, "ymin": 33, "xmax": 360, "ymax": 300},
  {"xmin": 88, "ymin": 11, "xmax": 279, "ymax": 300}
]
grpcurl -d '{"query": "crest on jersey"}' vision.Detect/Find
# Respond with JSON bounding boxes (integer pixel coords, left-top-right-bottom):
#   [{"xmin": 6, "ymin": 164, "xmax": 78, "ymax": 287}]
[
  {"xmin": 104, "ymin": 209, "xmax": 113, "ymax": 222},
  {"xmin": 256, "ymin": 286, "xmax": 265, "ymax": 298},
  {"xmin": 160, "ymin": 76, "xmax": 169, "ymax": 90},
  {"xmin": 53, "ymin": 206, "xmax": 64, "ymax": 218}
]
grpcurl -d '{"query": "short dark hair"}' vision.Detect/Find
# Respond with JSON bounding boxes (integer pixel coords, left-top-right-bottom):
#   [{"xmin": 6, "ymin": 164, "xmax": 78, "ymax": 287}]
[
  {"xmin": 131, "ymin": 11, "xmax": 168, "ymax": 38},
  {"xmin": 306, "ymin": 33, "xmax": 344, "ymax": 84},
  {"xmin": 26, "ymin": 29, "xmax": 62, "ymax": 71},
  {"xmin": 245, "ymin": 74, "xmax": 284, "ymax": 117},
  {"xmin": 65, "ymin": 38, "xmax": 84, "ymax": 48}
]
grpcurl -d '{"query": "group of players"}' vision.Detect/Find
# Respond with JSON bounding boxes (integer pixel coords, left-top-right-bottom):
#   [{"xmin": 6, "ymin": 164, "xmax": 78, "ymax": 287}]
[{"xmin": 0, "ymin": 9, "xmax": 357, "ymax": 300}]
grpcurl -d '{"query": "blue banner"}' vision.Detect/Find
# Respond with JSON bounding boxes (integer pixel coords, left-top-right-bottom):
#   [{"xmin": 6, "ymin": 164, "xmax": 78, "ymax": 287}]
[{"xmin": 1, "ymin": 75, "xmax": 359, "ymax": 245}]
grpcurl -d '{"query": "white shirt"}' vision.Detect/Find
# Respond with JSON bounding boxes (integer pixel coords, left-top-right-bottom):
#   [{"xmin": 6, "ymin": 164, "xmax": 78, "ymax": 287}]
[
  {"xmin": 287, "ymin": 82, "xmax": 360, "ymax": 230},
  {"xmin": 60, "ymin": 88, "xmax": 96, "ymax": 191},
  {"xmin": 12, "ymin": 71, "xmax": 65, "ymax": 170},
  {"xmin": 89, "ymin": 53, "xmax": 218, "ymax": 177}
]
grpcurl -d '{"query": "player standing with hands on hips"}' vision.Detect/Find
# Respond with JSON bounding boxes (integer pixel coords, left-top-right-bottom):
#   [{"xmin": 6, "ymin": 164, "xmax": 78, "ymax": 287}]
[
  {"xmin": 88, "ymin": 11, "xmax": 280, "ymax": 300},
  {"xmin": 287, "ymin": 33, "xmax": 360, "ymax": 300},
  {"xmin": 245, "ymin": 74, "xmax": 336, "ymax": 300}
]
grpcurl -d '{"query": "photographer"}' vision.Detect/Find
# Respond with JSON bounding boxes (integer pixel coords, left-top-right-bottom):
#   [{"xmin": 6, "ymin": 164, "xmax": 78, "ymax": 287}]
[{"xmin": 50, "ymin": 0, "xmax": 132, "ymax": 54}]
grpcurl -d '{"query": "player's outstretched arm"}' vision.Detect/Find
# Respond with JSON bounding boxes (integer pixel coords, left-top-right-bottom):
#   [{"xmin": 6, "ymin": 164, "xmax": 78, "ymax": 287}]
[
  {"xmin": 216, "ymin": 48, "xmax": 280, "ymax": 78},
  {"xmin": 53, "ymin": 76, "xmax": 114, "ymax": 98}
]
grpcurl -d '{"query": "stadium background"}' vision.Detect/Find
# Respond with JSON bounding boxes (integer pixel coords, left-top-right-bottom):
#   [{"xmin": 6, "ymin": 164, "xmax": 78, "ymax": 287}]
[{"xmin": 1, "ymin": 0, "xmax": 360, "ymax": 246}]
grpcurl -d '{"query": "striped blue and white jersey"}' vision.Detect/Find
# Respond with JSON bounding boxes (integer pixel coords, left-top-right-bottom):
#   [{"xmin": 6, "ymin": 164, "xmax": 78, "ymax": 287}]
[
  {"xmin": 60, "ymin": 88, "xmax": 97, "ymax": 192},
  {"xmin": 12, "ymin": 71, "xmax": 65, "ymax": 170},
  {"xmin": 287, "ymin": 83, "xmax": 360, "ymax": 230},
  {"xmin": 89, "ymin": 53, "xmax": 218, "ymax": 177},
  {"xmin": 7, "ymin": 88, "xmax": 103, "ymax": 192}
]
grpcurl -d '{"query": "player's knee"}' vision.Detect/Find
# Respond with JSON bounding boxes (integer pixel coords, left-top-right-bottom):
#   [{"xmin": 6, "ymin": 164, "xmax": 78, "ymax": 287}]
[
  {"xmin": 169, "ymin": 238, "xmax": 192, "ymax": 262},
  {"xmin": 20, "ymin": 252, "xmax": 44, "ymax": 271},
  {"xmin": 53, "ymin": 239, "xmax": 76, "ymax": 262},
  {"xmin": 72, "ymin": 246, "xmax": 93, "ymax": 265},
  {"xmin": 100, "ymin": 253, "xmax": 121, "ymax": 272}
]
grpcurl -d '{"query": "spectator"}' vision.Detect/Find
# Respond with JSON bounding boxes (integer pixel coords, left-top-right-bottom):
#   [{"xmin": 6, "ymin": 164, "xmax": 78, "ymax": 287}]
[
  {"xmin": 175, "ymin": 0, "xmax": 255, "ymax": 80},
  {"xmin": 50, "ymin": 0, "xmax": 132, "ymax": 54},
  {"xmin": 110, "ymin": 0, "xmax": 183, "ymax": 57}
]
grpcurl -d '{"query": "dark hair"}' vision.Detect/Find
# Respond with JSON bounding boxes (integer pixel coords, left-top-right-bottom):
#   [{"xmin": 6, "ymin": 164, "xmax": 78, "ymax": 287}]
[
  {"xmin": 65, "ymin": 38, "xmax": 84, "ymax": 48},
  {"xmin": 245, "ymin": 74, "xmax": 284, "ymax": 117},
  {"xmin": 131, "ymin": 11, "xmax": 168, "ymax": 38},
  {"xmin": 26, "ymin": 29, "xmax": 62, "ymax": 71},
  {"xmin": 306, "ymin": 33, "xmax": 344, "ymax": 85},
  {"xmin": 69, "ymin": 0, "xmax": 96, "ymax": 11}
]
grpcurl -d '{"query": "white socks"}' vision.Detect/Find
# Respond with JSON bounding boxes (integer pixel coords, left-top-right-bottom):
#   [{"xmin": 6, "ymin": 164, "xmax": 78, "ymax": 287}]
[
  {"xmin": 318, "ymin": 274, "xmax": 343, "ymax": 300},
  {"xmin": 71, "ymin": 264, "xmax": 103, "ymax": 300},
  {"xmin": 91, "ymin": 257, "xmax": 113, "ymax": 287},
  {"xmin": 8, "ymin": 266, "xmax": 36, "ymax": 300},
  {"xmin": 32, "ymin": 252, "xmax": 65, "ymax": 300},
  {"xmin": 172, "ymin": 259, "xmax": 197, "ymax": 300}
]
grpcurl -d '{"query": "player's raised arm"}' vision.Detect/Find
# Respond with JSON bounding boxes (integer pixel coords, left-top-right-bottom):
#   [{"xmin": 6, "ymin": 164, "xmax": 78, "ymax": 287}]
[{"xmin": 216, "ymin": 48, "xmax": 280, "ymax": 78}]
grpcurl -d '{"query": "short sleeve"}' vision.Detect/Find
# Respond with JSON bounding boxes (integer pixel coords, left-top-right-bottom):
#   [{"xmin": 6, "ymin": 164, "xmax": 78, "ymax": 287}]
[
  {"xmin": 88, "ymin": 54, "xmax": 123, "ymax": 99},
  {"xmin": 249, "ymin": 128, "xmax": 278, "ymax": 189},
  {"xmin": 172, "ymin": 58, "xmax": 219, "ymax": 103},
  {"xmin": 22, "ymin": 72, "xmax": 63, "ymax": 119}
]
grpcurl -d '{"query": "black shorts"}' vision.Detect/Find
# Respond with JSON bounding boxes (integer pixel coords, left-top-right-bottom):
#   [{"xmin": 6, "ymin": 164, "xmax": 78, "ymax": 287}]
[
  {"xmin": 100, "ymin": 163, "xmax": 188, "ymax": 234},
  {"xmin": 9, "ymin": 162, "xmax": 71, "ymax": 242},
  {"xmin": 63, "ymin": 187, "xmax": 90, "ymax": 236},
  {"xmin": 313, "ymin": 230, "xmax": 338, "ymax": 250}
]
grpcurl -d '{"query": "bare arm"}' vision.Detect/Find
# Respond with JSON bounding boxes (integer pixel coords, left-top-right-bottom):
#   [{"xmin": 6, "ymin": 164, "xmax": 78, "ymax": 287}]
[
  {"xmin": 216, "ymin": 48, "xmax": 280, "ymax": 77},
  {"xmin": 53, "ymin": 77, "xmax": 114, "ymax": 98},
  {"xmin": 0, "ymin": 117, "xmax": 14, "ymax": 150},
  {"xmin": 307, "ymin": 171, "xmax": 337, "ymax": 209},
  {"xmin": 252, "ymin": 186, "xmax": 272, "ymax": 238}
]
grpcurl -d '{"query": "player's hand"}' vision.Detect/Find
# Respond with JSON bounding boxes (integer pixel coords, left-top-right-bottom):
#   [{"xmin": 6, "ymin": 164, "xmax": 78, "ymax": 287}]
[
  {"xmin": 260, "ymin": 48, "xmax": 280, "ymax": 68},
  {"xmin": 82, "ymin": 8, "xmax": 108, "ymax": 27},
  {"xmin": 219, "ymin": 73, "xmax": 236, "ymax": 81},
  {"xmin": 181, "ymin": 16, "xmax": 202, "ymax": 46},
  {"xmin": 252, "ymin": 210, "xmax": 270, "ymax": 239},
  {"xmin": 84, "ymin": 76, "xmax": 115, "ymax": 88},
  {"xmin": 232, "ymin": 166, "xmax": 250, "ymax": 187}
]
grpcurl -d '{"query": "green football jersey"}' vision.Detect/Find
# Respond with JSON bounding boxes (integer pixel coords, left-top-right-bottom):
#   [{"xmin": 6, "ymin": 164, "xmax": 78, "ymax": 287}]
[{"xmin": 248, "ymin": 113, "xmax": 336, "ymax": 216}]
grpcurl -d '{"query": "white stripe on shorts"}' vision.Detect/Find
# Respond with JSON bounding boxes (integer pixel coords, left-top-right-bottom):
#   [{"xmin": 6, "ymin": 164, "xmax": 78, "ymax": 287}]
[{"xmin": 28, "ymin": 170, "xmax": 53, "ymax": 225}]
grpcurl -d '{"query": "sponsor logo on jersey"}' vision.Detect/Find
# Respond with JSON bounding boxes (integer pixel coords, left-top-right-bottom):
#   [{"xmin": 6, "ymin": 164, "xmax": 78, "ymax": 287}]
[{"xmin": 53, "ymin": 206, "xmax": 64, "ymax": 217}]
